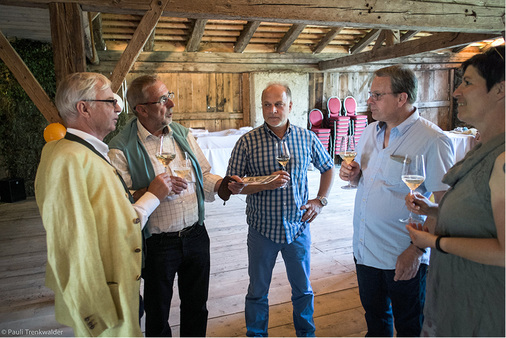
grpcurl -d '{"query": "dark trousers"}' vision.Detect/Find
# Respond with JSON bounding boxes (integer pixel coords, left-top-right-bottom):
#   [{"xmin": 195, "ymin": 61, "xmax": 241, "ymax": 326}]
[
  {"xmin": 355, "ymin": 260, "xmax": 427, "ymax": 337},
  {"xmin": 143, "ymin": 223, "xmax": 210, "ymax": 337}
]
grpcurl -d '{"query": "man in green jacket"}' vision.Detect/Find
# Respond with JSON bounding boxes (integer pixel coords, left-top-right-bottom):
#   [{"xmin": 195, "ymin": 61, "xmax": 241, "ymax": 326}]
[{"xmin": 109, "ymin": 75, "xmax": 242, "ymax": 337}]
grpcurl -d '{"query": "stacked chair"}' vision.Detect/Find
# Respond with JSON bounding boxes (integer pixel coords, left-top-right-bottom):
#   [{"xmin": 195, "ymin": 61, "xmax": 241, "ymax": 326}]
[
  {"xmin": 308, "ymin": 108, "xmax": 331, "ymax": 152},
  {"xmin": 327, "ymin": 96, "xmax": 350, "ymax": 158},
  {"xmin": 343, "ymin": 96, "xmax": 368, "ymax": 149}
]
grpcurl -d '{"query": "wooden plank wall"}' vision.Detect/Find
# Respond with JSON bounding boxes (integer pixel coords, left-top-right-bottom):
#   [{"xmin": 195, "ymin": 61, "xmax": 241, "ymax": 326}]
[
  {"xmin": 309, "ymin": 68, "xmax": 453, "ymax": 130},
  {"xmin": 112, "ymin": 64, "xmax": 453, "ymax": 132},
  {"xmin": 124, "ymin": 72, "xmax": 247, "ymax": 131}
]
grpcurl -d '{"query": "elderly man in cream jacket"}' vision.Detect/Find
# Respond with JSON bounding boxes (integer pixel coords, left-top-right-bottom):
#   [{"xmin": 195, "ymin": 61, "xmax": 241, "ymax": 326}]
[{"xmin": 35, "ymin": 72, "xmax": 172, "ymax": 337}]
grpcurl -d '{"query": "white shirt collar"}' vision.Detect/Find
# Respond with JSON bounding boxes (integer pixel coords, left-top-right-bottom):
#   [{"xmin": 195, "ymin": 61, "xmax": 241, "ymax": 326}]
[{"xmin": 66, "ymin": 128, "xmax": 111, "ymax": 161}]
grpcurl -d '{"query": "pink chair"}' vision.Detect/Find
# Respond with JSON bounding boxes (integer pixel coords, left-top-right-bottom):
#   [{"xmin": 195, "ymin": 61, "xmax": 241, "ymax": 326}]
[
  {"xmin": 308, "ymin": 109, "xmax": 331, "ymax": 151},
  {"xmin": 344, "ymin": 95, "xmax": 367, "ymax": 147},
  {"xmin": 327, "ymin": 96, "xmax": 351, "ymax": 157},
  {"xmin": 327, "ymin": 96, "xmax": 342, "ymax": 120}
]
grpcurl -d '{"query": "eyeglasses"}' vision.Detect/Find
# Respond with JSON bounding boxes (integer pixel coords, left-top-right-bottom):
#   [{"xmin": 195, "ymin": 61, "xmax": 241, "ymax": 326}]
[
  {"xmin": 82, "ymin": 99, "xmax": 118, "ymax": 106},
  {"xmin": 368, "ymin": 92, "xmax": 397, "ymax": 101},
  {"xmin": 137, "ymin": 92, "xmax": 175, "ymax": 107}
]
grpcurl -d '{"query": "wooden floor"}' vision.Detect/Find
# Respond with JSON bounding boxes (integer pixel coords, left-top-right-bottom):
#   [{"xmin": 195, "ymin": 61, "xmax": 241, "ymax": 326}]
[{"xmin": 0, "ymin": 168, "xmax": 367, "ymax": 337}]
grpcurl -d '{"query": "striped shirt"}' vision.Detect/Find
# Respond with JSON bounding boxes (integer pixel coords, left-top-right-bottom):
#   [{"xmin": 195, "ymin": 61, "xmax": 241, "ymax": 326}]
[{"xmin": 226, "ymin": 122, "xmax": 334, "ymax": 244}]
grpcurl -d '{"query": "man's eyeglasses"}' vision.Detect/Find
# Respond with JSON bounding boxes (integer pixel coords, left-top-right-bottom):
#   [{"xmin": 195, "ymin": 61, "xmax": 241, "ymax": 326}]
[
  {"xmin": 137, "ymin": 92, "xmax": 175, "ymax": 107},
  {"xmin": 368, "ymin": 92, "xmax": 397, "ymax": 101},
  {"xmin": 82, "ymin": 99, "xmax": 118, "ymax": 106}
]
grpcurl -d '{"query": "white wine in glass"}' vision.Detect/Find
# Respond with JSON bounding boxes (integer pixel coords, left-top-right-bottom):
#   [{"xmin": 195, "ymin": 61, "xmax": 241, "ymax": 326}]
[
  {"xmin": 338, "ymin": 135, "xmax": 357, "ymax": 189},
  {"xmin": 275, "ymin": 140, "xmax": 290, "ymax": 188},
  {"xmin": 174, "ymin": 152, "xmax": 194, "ymax": 182},
  {"xmin": 155, "ymin": 133, "xmax": 176, "ymax": 173},
  {"xmin": 400, "ymin": 154, "xmax": 426, "ymax": 223}
]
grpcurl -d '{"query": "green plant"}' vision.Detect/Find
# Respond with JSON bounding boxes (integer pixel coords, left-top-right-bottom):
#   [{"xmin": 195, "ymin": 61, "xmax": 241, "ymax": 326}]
[{"xmin": 0, "ymin": 39, "xmax": 56, "ymax": 197}]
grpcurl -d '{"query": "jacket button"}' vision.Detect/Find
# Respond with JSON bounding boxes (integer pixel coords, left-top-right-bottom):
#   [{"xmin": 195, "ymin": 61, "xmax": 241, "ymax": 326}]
[
  {"xmin": 134, "ymin": 248, "xmax": 141, "ymax": 253},
  {"xmin": 133, "ymin": 218, "xmax": 140, "ymax": 224}
]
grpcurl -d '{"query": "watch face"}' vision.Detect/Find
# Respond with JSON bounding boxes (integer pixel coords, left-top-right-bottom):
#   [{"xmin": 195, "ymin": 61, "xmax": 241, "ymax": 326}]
[{"xmin": 319, "ymin": 197, "xmax": 328, "ymax": 206}]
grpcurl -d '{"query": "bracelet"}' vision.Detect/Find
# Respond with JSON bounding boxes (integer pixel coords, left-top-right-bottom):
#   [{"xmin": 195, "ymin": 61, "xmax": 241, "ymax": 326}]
[
  {"xmin": 410, "ymin": 241, "xmax": 427, "ymax": 254},
  {"xmin": 435, "ymin": 235, "xmax": 448, "ymax": 254}
]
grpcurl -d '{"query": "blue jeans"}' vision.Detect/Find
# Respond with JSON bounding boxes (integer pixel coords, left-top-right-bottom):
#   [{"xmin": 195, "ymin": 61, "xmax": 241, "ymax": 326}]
[
  {"xmin": 245, "ymin": 226, "xmax": 315, "ymax": 337},
  {"xmin": 355, "ymin": 260, "xmax": 427, "ymax": 337},
  {"xmin": 143, "ymin": 223, "xmax": 210, "ymax": 337}
]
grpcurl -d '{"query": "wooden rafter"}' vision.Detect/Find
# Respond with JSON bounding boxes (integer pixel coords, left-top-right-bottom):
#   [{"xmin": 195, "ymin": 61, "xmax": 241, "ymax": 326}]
[
  {"xmin": 350, "ymin": 29, "xmax": 381, "ymax": 54},
  {"xmin": 144, "ymin": 29, "xmax": 156, "ymax": 52},
  {"xmin": 234, "ymin": 21, "xmax": 261, "ymax": 53},
  {"xmin": 277, "ymin": 24, "xmax": 305, "ymax": 53},
  {"xmin": 385, "ymin": 30, "xmax": 400, "ymax": 46},
  {"xmin": 109, "ymin": 0, "xmax": 170, "ymax": 93},
  {"xmin": 186, "ymin": 19, "xmax": 207, "ymax": 52},
  {"xmin": 313, "ymin": 27, "xmax": 342, "ymax": 54},
  {"xmin": 319, "ymin": 32, "xmax": 500, "ymax": 70},
  {"xmin": 372, "ymin": 30, "xmax": 387, "ymax": 52},
  {"xmin": 0, "ymin": 31, "xmax": 61, "ymax": 124},
  {"xmin": 401, "ymin": 30, "xmax": 420, "ymax": 43}
]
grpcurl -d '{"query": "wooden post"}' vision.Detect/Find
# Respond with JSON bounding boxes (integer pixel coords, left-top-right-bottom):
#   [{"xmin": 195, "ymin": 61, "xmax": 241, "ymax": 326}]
[{"xmin": 49, "ymin": 2, "xmax": 86, "ymax": 87}]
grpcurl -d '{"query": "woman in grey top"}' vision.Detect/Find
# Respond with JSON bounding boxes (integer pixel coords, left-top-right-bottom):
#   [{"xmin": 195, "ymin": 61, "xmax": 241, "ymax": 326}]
[{"xmin": 405, "ymin": 46, "xmax": 505, "ymax": 336}]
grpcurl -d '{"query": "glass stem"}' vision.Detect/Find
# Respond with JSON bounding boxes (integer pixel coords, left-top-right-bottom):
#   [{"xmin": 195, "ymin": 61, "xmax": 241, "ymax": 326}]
[{"xmin": 408, "ymin": 189, "xmax": 414, "ymax": 221}]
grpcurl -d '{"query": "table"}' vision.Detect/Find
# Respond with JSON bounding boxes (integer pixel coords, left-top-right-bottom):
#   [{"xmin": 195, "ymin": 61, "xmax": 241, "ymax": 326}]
[
  {"xmin": 444, "ymin": 131, "xmax": 477, "ymax": 162},
  {"xmin": 194, "ymin": 127, "xmax": 252, "ymax": 177}
]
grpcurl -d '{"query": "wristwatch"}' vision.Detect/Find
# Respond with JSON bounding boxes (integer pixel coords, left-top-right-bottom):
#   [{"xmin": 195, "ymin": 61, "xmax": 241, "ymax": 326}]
[{"xmin": 317, "ymin": 195, "xmax": 328, "ymax": 207}]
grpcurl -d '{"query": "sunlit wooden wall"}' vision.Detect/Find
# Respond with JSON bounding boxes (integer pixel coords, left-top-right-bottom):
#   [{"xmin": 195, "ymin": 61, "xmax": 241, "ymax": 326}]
[
  {"xmin": 119, "ymin": 67, "xmax": 454, "ymax": 133},
  {"xmin": 125, "ymin": 72, "xmax": 248, "ymax": 131}
]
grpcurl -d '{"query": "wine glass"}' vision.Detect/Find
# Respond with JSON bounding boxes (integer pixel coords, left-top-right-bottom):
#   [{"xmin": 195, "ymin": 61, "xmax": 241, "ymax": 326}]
[
  {"xmin": 155, "ymin": 133, "xmax": 176, "ymax": 173},
  {"xmin": 275, "ymin": 140, "xmax": 290, "ymax": 188},
  {"xmin": 399, "ymin": 154, "xmax": 426, "ymax": 223},
  {"xmin": 338, "ymin": 135, "xmax": 357, "ymax": 189},
  {"xmin": 173, "ymin": 151, "xmax": 194, "ymax": 183}
]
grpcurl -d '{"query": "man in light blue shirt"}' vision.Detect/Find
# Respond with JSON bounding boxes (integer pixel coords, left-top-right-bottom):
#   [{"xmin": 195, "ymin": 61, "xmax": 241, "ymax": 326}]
[
  {"xmin": 339, "ymin": 65, "xmax": 454, "ymax": 336},
  {"xmin": 227, "ymin": 83, "xmax": 334, "ymax": 336}
]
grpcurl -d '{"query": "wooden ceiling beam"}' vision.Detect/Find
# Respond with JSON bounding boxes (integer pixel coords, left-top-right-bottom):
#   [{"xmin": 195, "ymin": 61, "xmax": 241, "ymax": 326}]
[
  {"xmin": 4, "ymin": 0, "xmax": 503, "ymax": 33},
  {"xmin": 385, "ymin": 30, "xmax": 400, "ymax": 46},
  {"xmin": 186, "ymin": 19, "xmax": 207, "ymax": 52},
  {"xmin": 313, "ymin": 26, "xmax": 342, "ymax": 54},
  {"xmin": 0, "ymin": 31, "xmax": 61, "ymax": 124},
  {"xmin": 277, "ymin": 24, "xmax": 305, "ymax": 53},
  {"xmin": 350, "ymin": 29, "xmax": 381, "ymax": 54},
  {"xmin": 109, "ymin": 0, "xmax": 169, "ymax": 93},
  {"xmin": 371, "ymin": 30, "xmax": 387, "ymax": 52},
  {"xmin": 319, "ymin": 32, "xmax": 500, "ymax": 70},
  {"xmin": 144, "ymin": 29, "xmax": 156, "ymax": 52},
  {"xmin": 401, "ymin": 30, "xmax": 420, "ymax": 42},
  {"xmin": 234, "ymin": 21, "xmax": 260, "ymax": 53}
]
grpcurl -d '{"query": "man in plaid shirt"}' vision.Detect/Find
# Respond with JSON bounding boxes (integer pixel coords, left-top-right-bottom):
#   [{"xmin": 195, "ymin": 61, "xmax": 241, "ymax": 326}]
[{"xmin": 227, "ymin": 83, "xmax": 335, "ymax": 337}]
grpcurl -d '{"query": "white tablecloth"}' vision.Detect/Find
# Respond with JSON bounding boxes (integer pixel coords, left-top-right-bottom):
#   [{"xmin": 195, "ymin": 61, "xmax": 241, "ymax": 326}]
[
  {"xmin": 444, "ymin": 131, "xmax": 477, "ymax": 162},
  {"xmin": 194, "ymin": 127, "xmax": 252, "ymax": 177}
]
